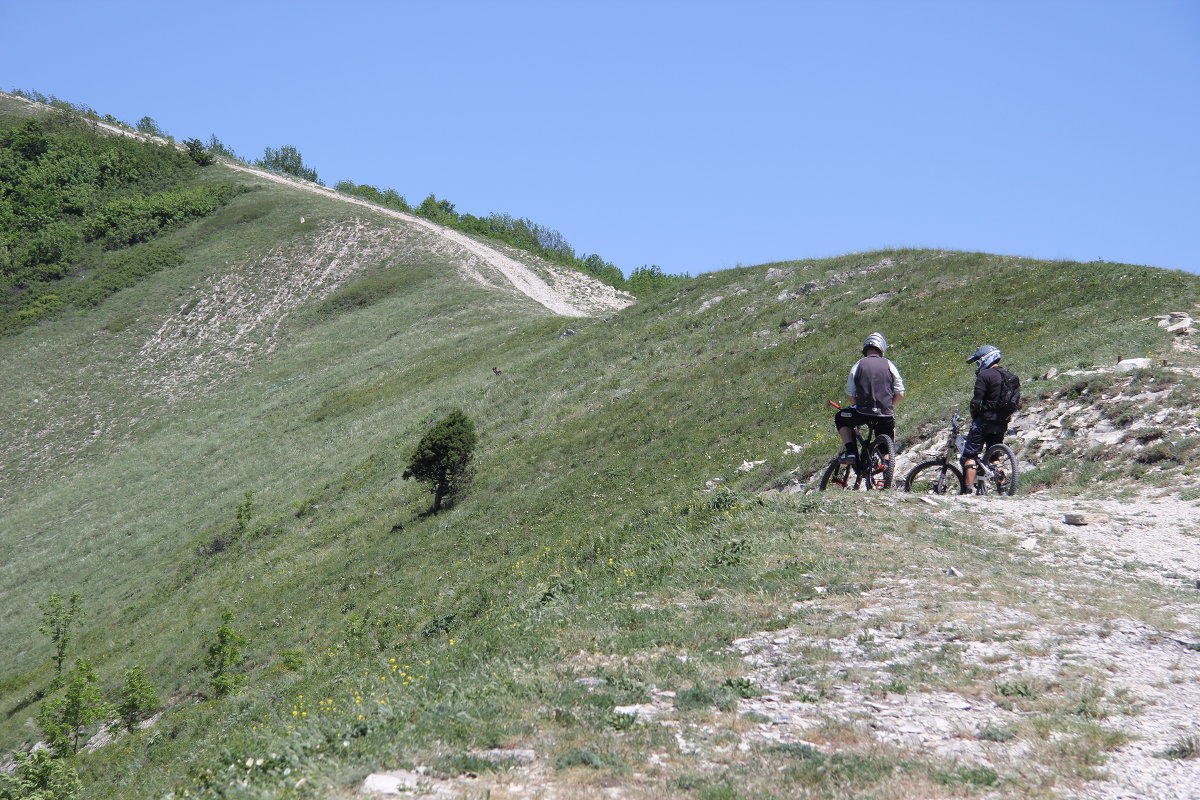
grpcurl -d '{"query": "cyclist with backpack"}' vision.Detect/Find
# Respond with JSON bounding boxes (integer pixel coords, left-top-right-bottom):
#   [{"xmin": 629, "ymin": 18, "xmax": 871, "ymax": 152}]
[
  {"xmin": 835, "ymin": 332, "xmax": 906, "ymax": 465},
  {"xmin": 962, "ymin": 345, "xmax": 1021, "ymax": 493}
]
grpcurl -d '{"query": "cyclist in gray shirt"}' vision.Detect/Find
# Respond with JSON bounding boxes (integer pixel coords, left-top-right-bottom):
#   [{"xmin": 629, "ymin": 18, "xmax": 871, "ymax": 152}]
[{"xmin": 834, "ymin": 332, "xmax": 906, "ymax": 464}]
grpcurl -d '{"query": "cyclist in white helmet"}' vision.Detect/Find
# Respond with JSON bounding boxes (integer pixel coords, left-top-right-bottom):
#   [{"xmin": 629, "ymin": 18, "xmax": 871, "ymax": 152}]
[
  {"xmin": 834, "ymin": 332, "xmax": 906, "ymax": 464},
  {"xmin": 962, "ymin": 345, "xmax": 1020, "ymax": 492}
]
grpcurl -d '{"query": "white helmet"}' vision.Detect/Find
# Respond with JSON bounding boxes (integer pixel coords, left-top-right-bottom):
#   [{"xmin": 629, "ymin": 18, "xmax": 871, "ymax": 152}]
[
  {"xmin": 862, "ymin": 332, "xmax": 888, "ymax": 355},
  {"xmin": 967, "ymin": 344, "xmax": 1001, "ymax": 373}
]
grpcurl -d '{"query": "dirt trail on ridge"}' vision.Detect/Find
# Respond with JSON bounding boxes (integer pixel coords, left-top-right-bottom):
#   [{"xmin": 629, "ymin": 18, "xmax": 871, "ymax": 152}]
[
  {"xmin": 5, "ymin": 92, "xmax": 630, "ymax": 318},
  {"xmin": 219, "ymin": 162, "xmax": 617, "ymax": 318}
]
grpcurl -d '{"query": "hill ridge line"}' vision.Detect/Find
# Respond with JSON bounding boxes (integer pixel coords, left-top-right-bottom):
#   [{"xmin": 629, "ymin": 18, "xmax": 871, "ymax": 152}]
[{"xmin": 1, "ymin": 91, "xmax": 621, "ymax": 318}]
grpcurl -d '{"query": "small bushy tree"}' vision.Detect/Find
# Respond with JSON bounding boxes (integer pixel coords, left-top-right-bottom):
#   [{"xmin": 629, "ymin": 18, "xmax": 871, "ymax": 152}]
[
  {"xmin": 626, "ymin": 264, "xmax": 677, "ymax": 295},
  {"xmin": 183, "ymin": 138, "xmax": 214, "ymax": 166},
  {"xmin": 116, "ymin": 665, "xmax": 161, "ymax": 731},
  {"xmin": 134, "ymin": 116, "xmax": 164, "ymax": 137},
  {"xmin": 38, "ymin": 592, "xmax": 83, "ymax": 675},
  {"xmin": 415, "ymin": 193, "xmax": 458, "ymax": 224},
  {"xmin": 402, "ymin": 410, "xmax": 478, "ymax": 512},
  {"xmin": 37, "ymin": 659, "xmax": 112, "ymax": 755},
  {"xmin": 206, "ymin": 134, "xmax": 236, "ymax": 158},
  {"xmin": 256, "ymin": 145, "xmax": 320, "ymax": 183},
  {"xmin": 204, "ymin": 611, "xmax": 248, "ymax": 698},
  {"xmin": 0, "ymin": 749, "xmax": 82, "ymax": 800}
]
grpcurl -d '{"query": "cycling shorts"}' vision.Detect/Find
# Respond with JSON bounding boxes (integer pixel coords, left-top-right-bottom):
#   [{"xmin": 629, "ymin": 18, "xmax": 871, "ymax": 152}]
[
  {"xmin": 833, "ymin": 407, "xmax": 895, "ymax": 441},
  {"xmin": 961, "ymin": 420, "xmax": 1006, "ymax": 460}
]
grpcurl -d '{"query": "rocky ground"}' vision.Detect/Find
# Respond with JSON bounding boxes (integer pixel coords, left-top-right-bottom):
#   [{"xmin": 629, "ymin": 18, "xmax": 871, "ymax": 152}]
[{"xmin": 351, "ymin": 334, "xmax": 1200, "ymax": 799}]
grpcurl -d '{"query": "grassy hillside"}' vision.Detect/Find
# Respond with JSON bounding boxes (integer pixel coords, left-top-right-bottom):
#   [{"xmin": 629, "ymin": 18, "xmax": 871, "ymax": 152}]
[{"xmin": 3, "ymin": 97, "xmax": 1199, "ymax": 800}]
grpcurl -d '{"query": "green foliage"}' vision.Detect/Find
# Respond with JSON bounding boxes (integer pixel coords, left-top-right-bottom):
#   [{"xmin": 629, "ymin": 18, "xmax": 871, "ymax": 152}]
[
  {"xmin": 37, "ymin": 592, "xmax": 82, "ymax": 675},
  {"xmin": 256, "ymin": 145, "xmax": 319, "ymax": 183},
  {"xmin": 415, "ymin": 193, "xmax": 457, "ymax": 224},
  {"xmin": 36, "ymin": 659, "xmax": 113, "ymax": 755},
  {"xmin": 183, "ymin": 138, "xmax": 214, "ymax": 166},
  {"xmin": 81, "ymin": 183, "xmax": 245, "ymax": 248},
  {"xmin": 402, "ymin": 410, "xmax": 479, "ymax": 511},
  {"xmin": 279, "ymin": 649, "xmax": 305, "ymax": 671},
  {"xmin": 205, "ymin": 134, "xmax": 236, "ymax": 159},
  {"xmin": 333, "ymin": 180, "xmax": 411, "ymax": 212},
  {"xmin": 134, "ymin": 116, "xmax": 164, "ymax": 137},
  {"xmin": 204, "ymin": 611, "xmax": 248, "ymax": 698},
  {"xmin": 116, "ymin": 665, "xmax": 161, "ymax": 732},
  {"xmin": 234, "ymin": 490, "xmax": 256, "ymax": 537},
  {"xmin": 0, "ymin": 113, "xmax": 244, "ymax": 334},
  {"xmin": 0, "ymin": 749, "xmax": 82, "ymax": 800},
  {"xmin": 625, "ymin": 264, "xmax": 678, "ymax": 296}
]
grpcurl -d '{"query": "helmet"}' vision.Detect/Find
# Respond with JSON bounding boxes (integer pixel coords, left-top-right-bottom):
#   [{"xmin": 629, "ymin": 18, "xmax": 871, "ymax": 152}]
[
  {"xmin": 862, "ymin": 332, "xmax": 888, "ymax": 355},
  {"xmin": 967, "ymin": 344, "xmax": 1001, "ymax": 373}
]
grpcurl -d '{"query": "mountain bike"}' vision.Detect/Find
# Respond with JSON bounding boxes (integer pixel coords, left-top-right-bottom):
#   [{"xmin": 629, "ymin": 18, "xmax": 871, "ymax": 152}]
[
  {"xmin": 904, "ymin": 412, "xmax": 1018, "ymax": 496},
  {"xmin": 818, "ymin": 401, "xmax": 895, "ymax": 490}
]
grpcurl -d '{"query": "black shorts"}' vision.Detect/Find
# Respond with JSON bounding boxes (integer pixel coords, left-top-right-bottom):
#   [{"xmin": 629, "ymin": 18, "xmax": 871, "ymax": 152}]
[
  {"xmin": 834, "ymin": 408, "xmax": 895, "ymax": 440},
  {"xmin": 961, "ymin": 420, "xmax": 1006, "ymax": 460}
]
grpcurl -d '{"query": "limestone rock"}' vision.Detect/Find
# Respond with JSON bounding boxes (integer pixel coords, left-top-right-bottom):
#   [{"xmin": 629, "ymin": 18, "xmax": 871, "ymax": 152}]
[
  {"xmin": 1064, "ymin": 513, "xmax": 1110, "ymax": 525},
  {"xmin": 361, "ymin": 771, "xmax": 423, "ymax": 795}
]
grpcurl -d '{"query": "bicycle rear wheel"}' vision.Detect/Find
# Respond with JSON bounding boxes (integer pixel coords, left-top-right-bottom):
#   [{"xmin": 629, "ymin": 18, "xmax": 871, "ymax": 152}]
[
  {"xmin": 819, "ymin": 458, "xmax": 856, "ymax": 490},
  {"xmin": 904, "ymin": 459, "xmax": 966, "ymax": 495},
  {"xmin": 870, "ymin": 434, "xmax": 895, "ymax": 490},
  {"xmin": 984, "ymin": 443, "xmax": 1018, "ymax": 496}
]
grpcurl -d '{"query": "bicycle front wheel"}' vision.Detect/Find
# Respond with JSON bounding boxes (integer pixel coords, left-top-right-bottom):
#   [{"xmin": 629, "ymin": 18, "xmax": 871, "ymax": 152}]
[
  {"xmin": 984, "ymin": 443, "xmax": 1018, "ymax": 496},
  {"xmin": 819, "ymin": 459, "xmax": 855, "ymax": 490},
  {"xmin": 870, "ymin": 434, "xmax": 895, "ymax": 490},
  {"xmin": 905, "ymin": 459, "xmax": 966, "ymax": 495}
]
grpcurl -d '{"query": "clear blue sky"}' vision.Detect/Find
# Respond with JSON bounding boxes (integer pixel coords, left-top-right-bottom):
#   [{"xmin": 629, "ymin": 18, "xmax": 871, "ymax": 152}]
[{"xmin": 4, "ymin": 0, "xmax": 1198, "ymax": 275}]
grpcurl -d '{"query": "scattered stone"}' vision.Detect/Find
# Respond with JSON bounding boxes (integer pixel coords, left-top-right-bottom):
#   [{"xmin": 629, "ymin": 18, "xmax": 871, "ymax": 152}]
[
  {"xmin": 784, "ymin": 441, "xmax": 804, "ymax": 455},
  {"xmin": 559, "ymin": 328, "xmax": 576, "ymax": 338},
  {"xmin": 859, "ymin": 292, "xmax": 897, "ymax": 305},
  {"xmin": 467, "ymin": 748, "xmax": 537, "ymax": 765},
  {"xmin": 614, "ymin": 704, "xmax": 658, "ymax": 720},
  {"xmin": 742, "ymin": 306, "xmax": 757, "ymax": 314},
  {"xmin": 576, "ymin": 677, "xmax": 605, "ymax": 688},
  {"xmin": 1064, "ymin": 513, "xmax": 1110, "ymax": 525},
  {"xmin": 1166, "ymin": 318, "xmax": 1193, "ymax": 335},
  {"xmin": 695, "ymin": 296, "xmax": 724, "ymax": 314},
  {"xmin": 946, "ymin": 567, "xmax": 963, "ymax": 577},
  {"xmin": 764, "ymin": 267, "xmax": 790, "ymax": 282},
  {"xmin": 736, "ymin": 459, "xmax": 766, "ymax": 473},
  {"xmin": 1115, "ymin": 358, "xmax": 1154, "ymax": 372},
  {"xmin": 703, "ymin": 477, "xmax": 723, "ymax": 491},
  {"xmin": 361, "ymin": 771, "xmax": 424, "ymax": 795},
  {"xmin": 1042, "ymin": 367, "xmax": 1059, "ymax": 380},
  {"xmin": 1019, "ymin": 537, "xmax": 1038, "ymax": 550}
]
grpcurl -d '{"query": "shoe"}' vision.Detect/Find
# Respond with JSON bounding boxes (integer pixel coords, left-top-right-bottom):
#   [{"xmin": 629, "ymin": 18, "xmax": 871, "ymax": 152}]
[{"xmin": 838, "ymin": 450, "xmax": 857, "ymax": 465}]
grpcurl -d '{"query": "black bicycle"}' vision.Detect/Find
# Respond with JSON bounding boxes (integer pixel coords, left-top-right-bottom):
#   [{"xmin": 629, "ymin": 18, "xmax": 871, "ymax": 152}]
[
  {"xmin": 818, "ymin": 401, "xmax": 895, "ymax": 491},
  {"xmin": 904, "ymin": 412, "xmax": 1018, "ymax": 496}
]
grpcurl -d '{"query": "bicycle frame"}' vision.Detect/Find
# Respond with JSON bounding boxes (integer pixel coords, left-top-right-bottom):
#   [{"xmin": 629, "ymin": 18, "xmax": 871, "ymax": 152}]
[{"xmin": 822, "ymin": 401, "xmax": 894, "ymax": 490}]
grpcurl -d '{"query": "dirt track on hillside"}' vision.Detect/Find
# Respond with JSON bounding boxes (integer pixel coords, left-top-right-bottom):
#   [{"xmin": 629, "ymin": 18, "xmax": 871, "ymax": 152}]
[{"xmin": 6, "ymin": 93, "xmax": 630, "ymax": 318}]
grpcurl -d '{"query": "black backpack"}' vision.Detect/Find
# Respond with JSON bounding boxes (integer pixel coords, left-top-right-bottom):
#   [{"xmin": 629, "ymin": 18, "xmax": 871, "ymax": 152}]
[{"xmin": 992, "ymin": 367, "xmax": 1021, "ymax": 417}]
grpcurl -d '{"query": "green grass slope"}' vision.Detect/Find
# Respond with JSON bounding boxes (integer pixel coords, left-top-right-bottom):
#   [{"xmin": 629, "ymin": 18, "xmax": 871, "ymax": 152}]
[{"xmin": 2, "ymin": 155, "xmax": 1199, "ymax": 798}]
